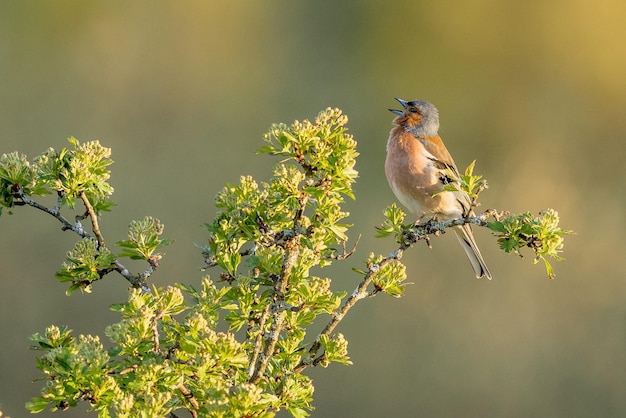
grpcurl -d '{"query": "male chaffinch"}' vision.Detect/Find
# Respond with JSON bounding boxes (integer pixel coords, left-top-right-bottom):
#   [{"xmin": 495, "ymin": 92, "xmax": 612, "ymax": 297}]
[{"xmin": 385, "ymin": 98, "xmax": 492, "ymax": 279}]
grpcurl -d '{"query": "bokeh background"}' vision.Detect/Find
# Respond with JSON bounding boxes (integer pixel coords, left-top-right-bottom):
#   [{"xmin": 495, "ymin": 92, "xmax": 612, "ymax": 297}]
[{"xmin": 1, "ymin": 1, "xmax": 625, "ymax": 417}]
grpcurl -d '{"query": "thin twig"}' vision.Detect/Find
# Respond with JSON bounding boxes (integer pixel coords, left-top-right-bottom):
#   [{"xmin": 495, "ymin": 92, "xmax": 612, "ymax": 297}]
[
  {"xmin": 139, "ymin": 256, "xmax": 161, "ymax": 281},
  {"xmin": 108, "ymin": 364, "xmax": 138, "ymax": 376},
  {"xmin": 176, "ymin": 383, "xmax": 199, "ymax": 418},
  {"xmin": 16, "ymin": 191, "xmax": 90, "ymax": 238},
  {"xmin": 247, "ymin": 302, "xmax": 271, "ymax": 378},
  {"xmin": 329, "ymin": 234, "xmax": 361, "ymax": 261},
  {"xmin": 79, "ymin": 191, "xmax": 105, "ymax": 247},
  {"xmin": 152, "ymin": 310, "xmax": 165, "ymax": 355}
]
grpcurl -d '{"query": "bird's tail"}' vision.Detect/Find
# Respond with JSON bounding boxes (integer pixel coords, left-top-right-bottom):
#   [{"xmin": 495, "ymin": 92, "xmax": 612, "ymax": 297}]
[{"xmin": 454, "ymin": 224, "xmax": 492, "ymax": 279}]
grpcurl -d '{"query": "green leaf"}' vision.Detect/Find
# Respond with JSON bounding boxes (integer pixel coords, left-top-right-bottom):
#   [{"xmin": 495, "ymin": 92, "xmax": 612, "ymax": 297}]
[
  {"xmin": 487, "ymin": 221, "xmax": 507, "ymax": 233},
  {"xmin": 26, "ymin": 396, "xmax": 50, "ymax": 413}
]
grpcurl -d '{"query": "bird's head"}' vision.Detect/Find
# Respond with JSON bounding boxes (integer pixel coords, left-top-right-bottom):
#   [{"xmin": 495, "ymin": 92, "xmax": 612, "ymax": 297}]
[{"xmin": 389, "ymin": 98, "xmax": 439, "ymax": 136}]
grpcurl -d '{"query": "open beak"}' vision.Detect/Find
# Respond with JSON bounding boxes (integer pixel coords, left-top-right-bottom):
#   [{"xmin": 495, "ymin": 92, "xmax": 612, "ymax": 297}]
[{"xmin": 388, "ymin": 98, "xmax": 408, "ymax": 115}]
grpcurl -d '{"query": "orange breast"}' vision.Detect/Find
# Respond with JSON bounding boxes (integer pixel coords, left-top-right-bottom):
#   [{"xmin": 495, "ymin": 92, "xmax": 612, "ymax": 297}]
[{"xmin": 385, "ymin": 129, "xmax": 444, "ymax": 216}]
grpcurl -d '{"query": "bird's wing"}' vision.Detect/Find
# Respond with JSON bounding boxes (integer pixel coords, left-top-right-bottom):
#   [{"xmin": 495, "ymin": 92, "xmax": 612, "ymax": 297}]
[
  {"xmin": 420, "ymin": 136, "xmax": 473, "ymax": 215},
  {"xmin": 419, "ymin": 136, "xmax": 460, "ymax": 176}
]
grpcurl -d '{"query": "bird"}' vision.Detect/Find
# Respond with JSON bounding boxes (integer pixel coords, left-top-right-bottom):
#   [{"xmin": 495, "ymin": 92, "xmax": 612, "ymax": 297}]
[{"xmin": 385, "ymin": 98, "xmax": 492, "ymax": 279}]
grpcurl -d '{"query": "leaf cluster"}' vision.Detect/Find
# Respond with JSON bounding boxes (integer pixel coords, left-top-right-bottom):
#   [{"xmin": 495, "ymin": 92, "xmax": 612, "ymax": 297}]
[
  {"xmin": 488, "ymin": 209, "xmax": 573, "ymax": 278},
  {"xmin": 0, "ymin": 151, "xmax": 48, "ymax": 213},
  {"xmin": 116, "ymin": 217, "xmax": 173, "ymax": 261},
  {"xmin": 36, "ymin": 137, "xmax": 115, "ymax": 213},
  {"xmin": 27, "ymin": 283, "xmax": 286, "ymax": 417},
  {"xmin": 1, "ymin": 138, "xmax": 173, "ymax": 293},
  {"xmin": 56, "ymin": 239, "xmax": 117, "ymax": 295}
]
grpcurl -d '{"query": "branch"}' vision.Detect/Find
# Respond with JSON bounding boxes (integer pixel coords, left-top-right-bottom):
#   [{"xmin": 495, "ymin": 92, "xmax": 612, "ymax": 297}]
[
  {"xmin": 79, "ymin": 191, "xmax": 105, "ymax": 247},
  {"xmin": 151, "ymin": 309, "xmax": 165, "ymax": 355},
  {"xmin": 249, "ymin": 194, "xmax": 309, "ymax": 383},
  {"xmin": 175, "ymin": 383, "xmax": 199, "ymax": 418},
  {"xmin": 329, "ymin": 234, "xmax": 361, "ymax": 261},
  {"xmin": 400, "ymin": 210, "xmax": 495, "ymax": 250},
  {"xmin": 294, "ymin": 249, "xmax": 402, "ymax": 374},
  {"xmin": 139, "ymin": 256, "xmax": 161, "ymax": 282},
  {"xmin": 114, "ymin": 261, "xmax": 149, "ymax": 291},
  {"xmin": 15, "ymin": 189, "xmax": 148, "ymax": 291},
  {"xmin": 249, "ymin": 235, "xmax": 301, "ymax": 384},
  {"xmin": 16, "ymin": 191, "xmax": 90, "ymax": 238},
  {"xmin": 247, "ymin": 302, "xmax": 271, "ymax": 378}
]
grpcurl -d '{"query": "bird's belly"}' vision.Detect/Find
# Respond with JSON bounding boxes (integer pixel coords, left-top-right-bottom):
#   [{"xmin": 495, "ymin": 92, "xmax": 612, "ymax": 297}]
[
  {"xmin": 389, "ymin": 180, "xmax": 431, "ymax": 215},
  {"xmin": 388, "ymin": 175, "xmax": 463, "ymax": 219}
]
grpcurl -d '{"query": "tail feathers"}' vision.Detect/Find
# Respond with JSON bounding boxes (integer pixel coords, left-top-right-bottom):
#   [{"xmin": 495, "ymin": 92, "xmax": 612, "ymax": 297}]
[{"xmin": 454, "ymin": 224, "xmax": 492, "ymax": 279}]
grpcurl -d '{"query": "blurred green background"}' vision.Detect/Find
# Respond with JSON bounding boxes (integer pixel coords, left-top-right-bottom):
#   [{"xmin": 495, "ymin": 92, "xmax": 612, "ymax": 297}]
[{"xmin": 1, "ymin": 1, "xmax": 625, "ymax": 417}]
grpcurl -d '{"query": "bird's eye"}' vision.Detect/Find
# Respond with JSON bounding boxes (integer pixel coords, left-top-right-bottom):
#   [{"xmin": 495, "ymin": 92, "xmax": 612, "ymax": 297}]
[{"xmin": 409, "ymin": 106, "xmax": 418, "ymax": 113}]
